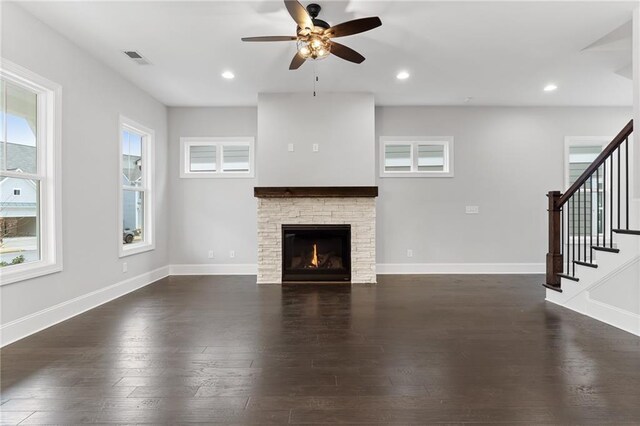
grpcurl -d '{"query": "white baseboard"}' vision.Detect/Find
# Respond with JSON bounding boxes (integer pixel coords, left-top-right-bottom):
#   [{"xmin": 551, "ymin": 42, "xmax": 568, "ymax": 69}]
[
  {"xmin": 376, "ymin": 263, "xmax": 545, "ymax": 274},
  {"xmin": 0, "ymin": 266, "xmax": 170, "ymax": 348},
  {"xmin": 169, "ymin": 264, "xmax": 257, "ymax": 275},
  {"xmin": 169, "ymin": 263, "xmax": 544, "ymax": 276},
  {"xmin": 546, "ymin": 296, "xmax": 640, "ymax": 337}
]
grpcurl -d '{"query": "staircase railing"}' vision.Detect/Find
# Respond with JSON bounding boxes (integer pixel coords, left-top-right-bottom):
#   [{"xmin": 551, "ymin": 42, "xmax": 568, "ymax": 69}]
[{"xmin": 545, "ymin": 120, "xmax": 634, "ymax": 291}]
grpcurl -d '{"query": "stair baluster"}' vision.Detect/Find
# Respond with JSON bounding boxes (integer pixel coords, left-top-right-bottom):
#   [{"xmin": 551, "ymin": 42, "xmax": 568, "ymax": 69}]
[{"xmin": 545, "ymin": 120, "xmax": 633, "ymax": 291}]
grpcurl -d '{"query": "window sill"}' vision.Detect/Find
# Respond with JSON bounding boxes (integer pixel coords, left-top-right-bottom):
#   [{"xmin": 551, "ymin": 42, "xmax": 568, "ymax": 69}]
[
  {"xmin": 119, "ymin": 242, "xmax": 155, "ymax": 258},
  {"xmin": 180, "ymin": 172, "xmax": 255, "ymax": 179},
  {"xmin": 0, "ymin": 261, "xmax": 63, "ymax": 286},
  {"xmin": 380, "ymin": 172, "xmax": 454, "ymax": 178}
]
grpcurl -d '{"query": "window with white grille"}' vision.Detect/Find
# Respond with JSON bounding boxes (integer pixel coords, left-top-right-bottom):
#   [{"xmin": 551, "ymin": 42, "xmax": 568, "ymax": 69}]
[
  {"xmin": 380, "ymin": 137, "xmax": 453, "ymax": 177},
  {"xmin": 180, "ymin": 137, "xmax": 254, "ymax": 178}
]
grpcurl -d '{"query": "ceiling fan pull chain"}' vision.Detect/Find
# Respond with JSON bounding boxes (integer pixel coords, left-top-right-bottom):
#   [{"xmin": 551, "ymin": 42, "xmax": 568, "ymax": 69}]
[{"xmin": 313, "ymin": 63, "xmax": 317, "ymax": 97}]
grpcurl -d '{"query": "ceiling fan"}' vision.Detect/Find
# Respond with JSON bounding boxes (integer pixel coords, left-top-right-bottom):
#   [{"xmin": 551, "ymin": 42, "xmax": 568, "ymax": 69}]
[{"xmin": 241, "ymin": 0, "xmax": 382, "ymax": 70}]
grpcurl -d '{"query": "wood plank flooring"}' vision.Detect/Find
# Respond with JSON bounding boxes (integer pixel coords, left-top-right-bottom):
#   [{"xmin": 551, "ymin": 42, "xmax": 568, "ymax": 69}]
[{"xmin": 2, "ymin": 274, "xmax": 640, "ymax": 424}]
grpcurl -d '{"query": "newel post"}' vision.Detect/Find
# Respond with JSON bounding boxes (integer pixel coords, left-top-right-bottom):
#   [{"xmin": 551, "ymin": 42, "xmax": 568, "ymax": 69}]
[{"xmin": 546, "ymin": 191, "xmax": 563, "ymax": 288}]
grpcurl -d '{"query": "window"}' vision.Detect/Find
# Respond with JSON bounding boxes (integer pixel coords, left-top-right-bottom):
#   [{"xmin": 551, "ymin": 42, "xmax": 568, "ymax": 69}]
[
  {"xmin": 565, "ymin": 137, "xmax": 609, "ymax": 238},
  {"xmin": 180, "ymin": 137, "xmax": 254, "ymax": 178},
  {"xmin": 380, "ymin": 137, "xmax": 453, "ymax": 177},
  {"xmin": 0, "ymin": 59, "xmax": 62, "ymax": 285},
  {"xmin": 119, "ymin": 116, "xmax": 154, "ymax": 257}
]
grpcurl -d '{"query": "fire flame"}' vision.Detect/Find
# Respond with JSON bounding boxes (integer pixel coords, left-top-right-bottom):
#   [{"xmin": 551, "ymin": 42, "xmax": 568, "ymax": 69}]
[{"xmin": 310, "ymin": 243, "xmax": 318, "ymax": 268}]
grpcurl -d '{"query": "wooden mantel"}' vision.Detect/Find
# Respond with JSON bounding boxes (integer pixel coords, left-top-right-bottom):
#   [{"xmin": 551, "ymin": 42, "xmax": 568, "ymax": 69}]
[{"xmin": 254, "ymin": 186, "xmax": 378, "ymax": 198}]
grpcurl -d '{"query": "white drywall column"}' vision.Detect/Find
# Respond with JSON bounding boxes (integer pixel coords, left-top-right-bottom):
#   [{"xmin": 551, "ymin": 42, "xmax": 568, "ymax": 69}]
[{"xmin": 633, "ymin": 7, "xmax": 640, "ymax": 227}]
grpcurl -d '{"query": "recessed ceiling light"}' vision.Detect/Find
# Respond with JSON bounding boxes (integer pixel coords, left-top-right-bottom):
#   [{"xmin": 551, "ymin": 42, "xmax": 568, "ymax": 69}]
[
  {"xmin": 544, "ymin": 84, "xmax": 558, "ymax": 92},
  {"xmin": 222, "ymin": 71, "xmax": 235, "ymax": 80},
  {"xmin": 396, "ymin": 71, "xmax": 410, "ymax": 80}
]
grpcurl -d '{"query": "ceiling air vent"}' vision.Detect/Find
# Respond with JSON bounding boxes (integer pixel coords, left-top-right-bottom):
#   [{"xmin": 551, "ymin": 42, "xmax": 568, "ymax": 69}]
[{"xmin": 123, "ymin": 51, "xmax": 151, "ymax": 65}]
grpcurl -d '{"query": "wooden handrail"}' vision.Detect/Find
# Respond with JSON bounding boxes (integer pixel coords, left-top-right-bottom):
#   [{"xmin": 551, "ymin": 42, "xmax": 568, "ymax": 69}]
[{"xmin": 557, "ymin": 120, "xmax": 633, "ymax": 207}]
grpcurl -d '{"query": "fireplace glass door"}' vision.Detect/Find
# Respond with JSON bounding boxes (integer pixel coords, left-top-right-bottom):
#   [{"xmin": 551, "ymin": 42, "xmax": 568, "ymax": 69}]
[{"xmin": 282, "ymin": 225, "xmax": 351, "ymax": 282}]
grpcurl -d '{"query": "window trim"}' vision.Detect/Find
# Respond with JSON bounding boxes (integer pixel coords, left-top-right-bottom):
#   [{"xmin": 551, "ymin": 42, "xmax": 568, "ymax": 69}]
[
  {"xmin": 0, "ymin": 58, "xmax": 62, "ymax": 286},
  {"xmin": 564, "ymin": 136, "xmax": 612, "ymax": 241},
  {"xmin": 180, "ymin": 137, "xmax": 255, "ymax": 179},
  {"xmin": 118, "ymin": 115, "xmax": 155, "ymax": 258},
  {"xmin": 379, "ymin": 136, "xmax": 454, "ymax": 178},
  {"xmin": 564, "ymin": 136, "xmax": 611, "ymax": 191}
]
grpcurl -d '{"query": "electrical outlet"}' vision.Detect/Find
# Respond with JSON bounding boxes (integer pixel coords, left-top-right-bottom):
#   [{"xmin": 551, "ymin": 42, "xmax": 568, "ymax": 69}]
[
  {"xmin": 288, "ymin": 143, "xmax": 294, "ymax": 152},
  {"xmin": 208, "ymin": 250, "xmax": 214, "ymax": 259},
  {"xmin": 312, "ymin": 143, "xmax": 319, "ymax": 152},
  {"xmin": 407, "ymin": 249, "xmax": 413, "ymax": 258},
  {"xmin": 122, "ymin": 262, "xmax": 128, "ymax": 273},
  {"xmin": 229, "ymin": 250, "xmax": 235, "ymax": 258},
  {"xmin": 465, "ymin": 206, "xmax": 479, "ymax": 214}
]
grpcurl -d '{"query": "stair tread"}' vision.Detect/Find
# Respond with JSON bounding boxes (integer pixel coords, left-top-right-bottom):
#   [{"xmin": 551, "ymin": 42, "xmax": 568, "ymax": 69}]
[
  {"xmin": 542, "ymin": 283, "xmax": 563, "ymax": 293},
  {"xmin": 592, "ymin": 246, "xmax": 620, "ymax": 253},
  {"xmin": 558, "ymin": 273, "xmax": 579, "ymax": 282},
  {"xmin": 574, "ymin": 260, "xmax": 598, "ymax": 268},
  {"xmin": 613, "ymin": 229, "xmax": 640, "ymax": 235}
]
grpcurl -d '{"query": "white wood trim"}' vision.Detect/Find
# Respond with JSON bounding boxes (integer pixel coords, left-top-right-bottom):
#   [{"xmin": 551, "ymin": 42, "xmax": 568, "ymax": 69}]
[
  {"xmin": 376, "ymin": 263, "xmax": 544, "ymax": 274},
  {"xmin": 0, "ymin": 58, "xmax": 63, "ymax": 286},
  {"xmin": 118, "ymin": 115, "xmax": 155, "ymax": 258},
  {"xmin": 379, "ymin": 136, "xmax": 454, "ymax": 178},
  {"xmin": 169, "ymin": 263, "xmax": 544, "ymax": 276},
  {"xmin": 0, "ymin": 266, "xmax": 170, "ymax": 347},
  {"xmin": 170, "ymin": 263, "xmax": 258, "ymax": 275},
  {"xmin": 564, "ymin": 136, "xmax": 611, "ymax": 190},
  {"xmin": 180, "ymin": 137, "xmax": 255, "ymax": 179}
]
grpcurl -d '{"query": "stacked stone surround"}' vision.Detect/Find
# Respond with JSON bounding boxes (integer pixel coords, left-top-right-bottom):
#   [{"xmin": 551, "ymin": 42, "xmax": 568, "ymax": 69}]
[{"xmin": 257, "ymin": 197, "xmax": 376, "ymax": 284}]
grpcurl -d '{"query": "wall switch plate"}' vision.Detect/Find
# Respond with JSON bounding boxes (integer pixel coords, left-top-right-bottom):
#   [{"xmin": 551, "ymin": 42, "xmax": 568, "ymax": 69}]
[
  {"xmin": 208, "ymin": 250, "xmax": 214, "ymax": 259},
  {"xmin": 407, "ymin": 249, "xmax": 413, "ymax": 258},
  {"xmin": 229, "ymin": 250, "xmax": 235, "ymax": 258},
  {"xmin": 122, "ymin": 262, "xmax": 128, "ymax": 273},
  {"xmin": 288, "ymin": 143, "xmax": 294, "ymax": 152},
  {"xmin": 312, "ymin": 143, "xmax": 319, "ymax": 152},
  {"xmin": 465, "ymin": 206, "xmax": 479, "ymax": 214}
]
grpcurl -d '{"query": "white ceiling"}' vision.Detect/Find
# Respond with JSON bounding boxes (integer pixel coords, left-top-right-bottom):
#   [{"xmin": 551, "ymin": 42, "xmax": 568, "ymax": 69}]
[{"xmin": 17, "ymin": 1, "xmax": 637, "ymax": 107}]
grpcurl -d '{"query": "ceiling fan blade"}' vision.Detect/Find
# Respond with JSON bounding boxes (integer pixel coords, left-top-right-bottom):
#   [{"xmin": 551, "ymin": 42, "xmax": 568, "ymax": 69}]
[
  {"xmin": 284, "ymin": 0, "xmax": 313, "ymax": 30},
  {"xmin": 330, "ymin": 41, "xmax": 365, "ymax": 64},
  {"xmin": 289, "ymin": 52, "xmax": 306, "ymax": 70},
  {"xmin": 326, "ymin": 17, "xmax": 382, "ymax": 38},
  {"xmin": 241, "ymin": 36, "xmax": 297, "ymax": 42}
]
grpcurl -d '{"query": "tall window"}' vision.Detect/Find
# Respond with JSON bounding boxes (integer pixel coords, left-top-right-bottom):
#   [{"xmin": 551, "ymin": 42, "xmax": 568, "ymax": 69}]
[
  {"xmin": 380, "ymin": 137, "xmax": 454, "ymax": 177},
  {"xmin": 565, "ymin": 137, "xmax": 609, "ymax": 238},
  {"xmin": 119, "ymin": 116, "xmax": 154, "ymax": 257},
  {"xmin": 0, "ymin": 60, "xmax": 61, "ymax": 285}
]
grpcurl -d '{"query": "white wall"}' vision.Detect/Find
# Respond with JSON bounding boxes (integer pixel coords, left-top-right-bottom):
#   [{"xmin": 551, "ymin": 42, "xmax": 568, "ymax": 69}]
[
  {"xmin": 0, "ymin": 3, "xmax": 169, "ymax": 327},
  {"xmin": 376, "ymin": 107, "xmax": 631, "ymax": 266},
  {"xmin": 168, "ymin": 104, "xmax": 631, "ymax": 271},
  {"xmin": 257, "ymin": 92, "xmax": 375, "ymax": 186},
  {"xmin": 168, "ymin": 107, "xmax": 257, "ymax": 266}
]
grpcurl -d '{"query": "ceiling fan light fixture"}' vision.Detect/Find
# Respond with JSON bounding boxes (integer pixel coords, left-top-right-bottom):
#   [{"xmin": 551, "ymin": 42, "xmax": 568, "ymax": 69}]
[
  {"xmin": 297, "ymin": 36, "xmax": 331, "ymax": 60},
  {"xmin": 396, "ymin": 71, "xmax": 410, "ymax": 80}
]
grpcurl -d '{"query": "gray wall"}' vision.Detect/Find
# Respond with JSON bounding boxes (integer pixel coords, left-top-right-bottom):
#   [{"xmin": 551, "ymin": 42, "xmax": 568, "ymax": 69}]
[
  {"xmin": 376, "ymin": 106, "xmax": 631, "ymax": 264},
  {"xmin": 168, "ymin": 105, "xmax": 631, "ymax": 268},
  {"xmin": 257, "ymin": 92, "xmax": 375, "ymax": 186},
  {"xmin": 168, "ymin": 107, "xmax": 257, "ymax": 265},
  {"xmin": 1, "ymin": 3, "xmax": 169, "ymax": 324}
]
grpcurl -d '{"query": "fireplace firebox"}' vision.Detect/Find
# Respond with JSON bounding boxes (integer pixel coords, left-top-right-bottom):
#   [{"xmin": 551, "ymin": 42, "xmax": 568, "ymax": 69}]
[{"xmin": 282, "ymin": 224, "xmax": 351, "ymax": 282}]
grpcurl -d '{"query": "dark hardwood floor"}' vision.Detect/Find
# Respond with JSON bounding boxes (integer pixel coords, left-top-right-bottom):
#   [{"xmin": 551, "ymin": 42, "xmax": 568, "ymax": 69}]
[{"xmin": 2, "ymin": 274, "xmax": 640, "ymax": 424}]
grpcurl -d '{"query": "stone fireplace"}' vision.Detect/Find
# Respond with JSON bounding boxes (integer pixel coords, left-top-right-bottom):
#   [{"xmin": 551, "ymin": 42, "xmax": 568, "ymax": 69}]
[{"xmin": 255, "ymin": 187, "xmax": 377, "ymax": 284}]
